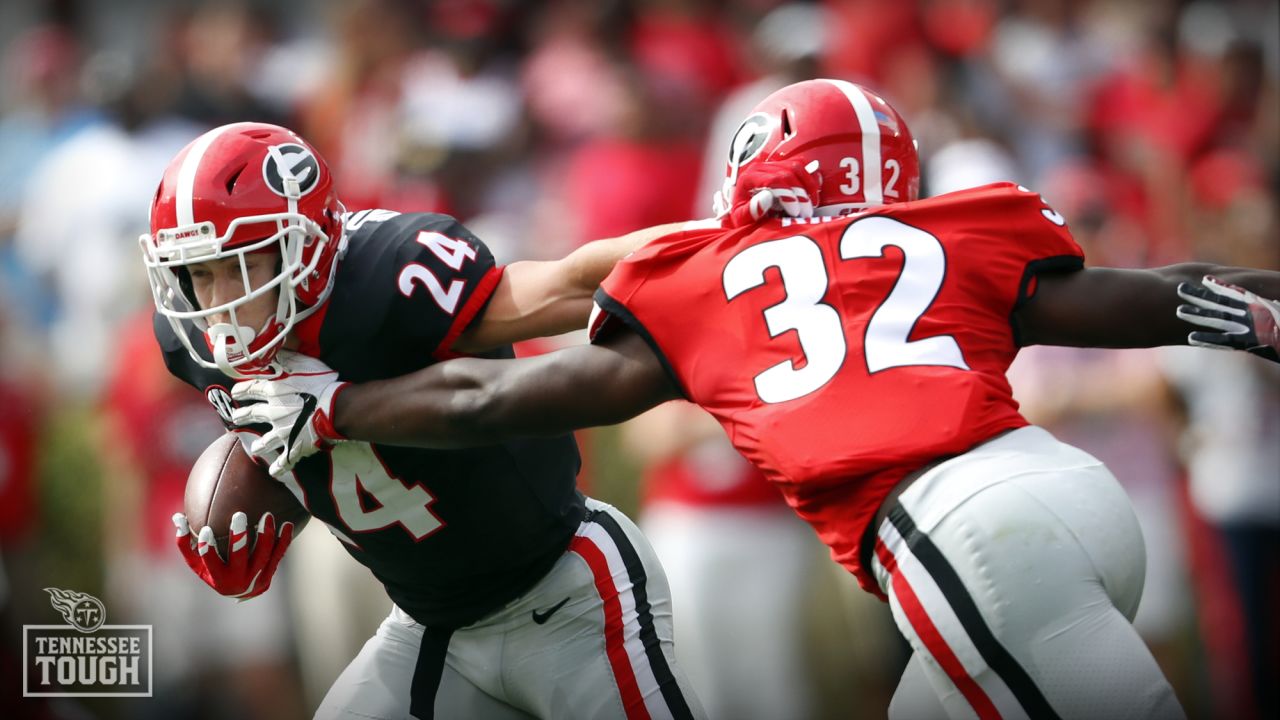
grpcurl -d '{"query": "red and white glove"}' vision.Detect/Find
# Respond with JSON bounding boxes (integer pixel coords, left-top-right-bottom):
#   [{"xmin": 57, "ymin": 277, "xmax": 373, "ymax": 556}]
[
  {"xmin": 720, "ymin": 159, "xmax": 822, "ymax": 228},
  {"xmin": 173, "ymin": 510, "xmax": 294, "ymax": 600},
  {"xmin": 230, "ymin": 351, "xmax": 348, "ymax": 477}
]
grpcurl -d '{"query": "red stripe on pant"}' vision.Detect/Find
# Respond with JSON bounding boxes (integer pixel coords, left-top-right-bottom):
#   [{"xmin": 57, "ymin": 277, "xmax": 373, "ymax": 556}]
[
  {"xmin": 875, "ymin": 538, "xmax": 1003, "ymax": 720},
  {"xmin": 570, "ymin": 535, "xmax": 652, "ymax": 720}
]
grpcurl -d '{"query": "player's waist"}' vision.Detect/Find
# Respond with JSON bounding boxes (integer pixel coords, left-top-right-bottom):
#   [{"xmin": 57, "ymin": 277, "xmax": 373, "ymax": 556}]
[
  {"xmin": 376, "ymin": 508, "xmax": 586, "ymax": 629},
  {"xmin": 856, "ymin": 426, "xmax": 1021, "ymax": 587}
]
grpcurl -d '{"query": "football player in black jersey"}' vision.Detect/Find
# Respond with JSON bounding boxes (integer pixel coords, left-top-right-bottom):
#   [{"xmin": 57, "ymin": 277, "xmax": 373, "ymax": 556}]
[{"xmin": 139, "ymin": 122, "xmax": 705, "ymax": 720}]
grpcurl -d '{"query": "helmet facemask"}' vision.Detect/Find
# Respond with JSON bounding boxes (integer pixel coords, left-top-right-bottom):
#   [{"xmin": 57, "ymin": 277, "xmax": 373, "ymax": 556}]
[
  {"xmin": 141, "ymin": 124, "xmax": 346, "ymax": 379},
  {"xmin": 139, "ymin": 211, "xmax": 332, "ymax": 376},
  {"xmin": 140, "ymin": 210, "xmax": 335, "ymax": 378}
]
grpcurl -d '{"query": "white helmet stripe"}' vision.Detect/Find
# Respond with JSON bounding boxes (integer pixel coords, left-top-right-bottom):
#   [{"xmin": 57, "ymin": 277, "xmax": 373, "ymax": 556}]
[
  {"xmin": 827, "ymin": 79, "xmax": 883, "ymax": 205},
  {"xmin": 175, "ymin": 123, "xmax": 243, "ymax": 226}
]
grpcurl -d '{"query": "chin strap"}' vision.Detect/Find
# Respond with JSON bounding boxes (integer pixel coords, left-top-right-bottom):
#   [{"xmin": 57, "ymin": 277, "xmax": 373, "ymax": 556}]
[{"xmin": 208, "ymin": 322, "xmax": 284, "ymax": 378}]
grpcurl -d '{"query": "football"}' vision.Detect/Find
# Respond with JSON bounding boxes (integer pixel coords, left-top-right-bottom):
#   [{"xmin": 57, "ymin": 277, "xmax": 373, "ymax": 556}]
[{"xmin": 184, "ymin": 432, "xmax": 310, "ymax": 558}]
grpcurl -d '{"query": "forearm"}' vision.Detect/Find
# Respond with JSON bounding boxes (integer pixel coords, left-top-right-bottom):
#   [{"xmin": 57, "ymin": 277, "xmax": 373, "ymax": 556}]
[
  {"xmin": 1100, "ymin": 264, "xmax": 1242, "ymax": 347},
  {"xmin": 332, "ymin": 358, "xmax": 552, "ymax": 449},
  {"xmin": 1019, "ymin": 263, "xmax": 1280, "ymax": 348},
  {"xmin": 332, "ymin": 338, "xmax": 677, "ymax": 449}
]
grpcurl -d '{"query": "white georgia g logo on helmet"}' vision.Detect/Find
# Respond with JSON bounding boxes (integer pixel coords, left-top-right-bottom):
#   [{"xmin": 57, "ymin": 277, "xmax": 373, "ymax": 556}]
[
  {"xmin": 262, "ymin": 143, "xmax": 320, "ymax": 197},
  {"xmin": 727, "ymin": 113, "xmax": 772, "ymax": 169}
]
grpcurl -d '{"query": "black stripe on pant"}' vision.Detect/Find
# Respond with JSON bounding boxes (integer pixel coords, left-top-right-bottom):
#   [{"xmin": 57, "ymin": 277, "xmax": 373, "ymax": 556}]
[
  {"xmin": 592, "ymin": 510, "xmax": 697, "ymax": 720},
  {"xmin": 408, "ymin": 625, "xmax": 454, "ymax": 720},
  {"xmin": 887, "ymin": 503, "xmax": 1063, "ymax": 720}
]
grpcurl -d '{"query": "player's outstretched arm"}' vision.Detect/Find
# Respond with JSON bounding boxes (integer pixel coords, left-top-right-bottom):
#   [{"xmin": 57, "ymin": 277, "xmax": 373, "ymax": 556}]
[
  {"xmin": 1015, "ymin": 263, "xmax": 1280, "ymax": 355},
  {"xmin": 336, "ymin": 329, "xmax": 681, "ymax": 448},
  {"xmin": 451, "ymin": 222, "xmax": 687, "ymax": 352}
]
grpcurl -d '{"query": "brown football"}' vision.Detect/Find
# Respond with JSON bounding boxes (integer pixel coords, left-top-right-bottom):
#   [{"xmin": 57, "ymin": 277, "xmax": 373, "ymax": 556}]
[{"xmin": 184, "ymin": 432, "xmax": 310, "ymax": 558}]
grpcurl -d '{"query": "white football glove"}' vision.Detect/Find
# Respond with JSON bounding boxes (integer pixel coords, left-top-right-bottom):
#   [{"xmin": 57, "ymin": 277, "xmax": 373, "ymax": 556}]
[
  {"xmin": 230, "ymin": 351, "xmax": 349, "ymax": 477},
  {"xmin": 1176, "ymin": 276, "xmax": 1280, "ymax": 364}
]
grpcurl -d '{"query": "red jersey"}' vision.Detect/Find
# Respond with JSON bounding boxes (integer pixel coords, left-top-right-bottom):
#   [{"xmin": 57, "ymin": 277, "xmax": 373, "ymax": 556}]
[{"xmin": 594, "ymin": 183, "xmax": 1084, "ymax": 590}]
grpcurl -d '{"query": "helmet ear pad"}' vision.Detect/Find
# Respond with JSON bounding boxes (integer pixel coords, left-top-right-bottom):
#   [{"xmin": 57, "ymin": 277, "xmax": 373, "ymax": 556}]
[
  {"xmin": 294, "ymin": 195, "xmax": 345, "ymax": 306},
  {"xmin": 717, "ymin": 79, "xmax": 920, "ymax": 216}
]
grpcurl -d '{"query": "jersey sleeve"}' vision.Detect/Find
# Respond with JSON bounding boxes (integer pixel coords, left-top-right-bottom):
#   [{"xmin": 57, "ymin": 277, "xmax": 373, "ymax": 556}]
[
  {"xmin": 592, "ymin": 227, "xmax": 727, "ymax": 397},
  {"xmin": 938, "ymin": 183, "xmax": 1086, "ymax": 322},
  {"xmin": 1001, "ymin": 185, "xmax": 1086, "ymax": 304},
  {"xmin": 591, "ymin": 249, "xmax": 654, "ymax": 342},
  {"xmin": 380, "ymin": 214, "xmax": 505, "ymax": 359},
  {"xmin": 591, "ymin": 222, "xmax": 699, "ymax": 346}
]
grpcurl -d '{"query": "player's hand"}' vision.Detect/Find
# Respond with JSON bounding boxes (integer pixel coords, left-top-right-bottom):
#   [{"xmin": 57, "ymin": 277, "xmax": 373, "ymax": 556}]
[
  {"xmin": 1176, "ymin": 275, "xmax": 1280, "ymax": 363},
  {"xmin": 172, "ymin": 511, "xmax": 294, "ymax": 600},
  {"xmin": 720, "ymin": 159, "xmax": 821, "ymax": 227},
  {"xmin": 230, "ymin": 351, "xmax": 349, "ymax": 477}
]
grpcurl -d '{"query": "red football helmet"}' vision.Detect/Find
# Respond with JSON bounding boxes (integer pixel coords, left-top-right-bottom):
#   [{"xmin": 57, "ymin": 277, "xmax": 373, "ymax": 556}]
[
  {"xmin": 139, "ymin": 122, "xmax": 345, "ymax": 377},
  {"xmin": 713, "ymin": 79, "xmax": 920, "ymax": 218}
]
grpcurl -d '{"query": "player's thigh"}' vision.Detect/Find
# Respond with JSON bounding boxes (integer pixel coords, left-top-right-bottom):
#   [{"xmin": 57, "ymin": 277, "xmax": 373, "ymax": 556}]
[
  {"xmin": 433, "ymin": 664, "xmax": 537, "ymax": 720},
  {"xmin": 314, "ymin": 608, "xmax": 419, "ymax": 720},
  {"xmin": 875, "ymin": 464, "xmax": 1180, "ymax": 719},
  {"xmin": 493, "ymin": 500, "xmax": 705, "ymax": 720},
  {"xmin": 315, "ymin": 606, "xmax": 531, "ymax": 720}
]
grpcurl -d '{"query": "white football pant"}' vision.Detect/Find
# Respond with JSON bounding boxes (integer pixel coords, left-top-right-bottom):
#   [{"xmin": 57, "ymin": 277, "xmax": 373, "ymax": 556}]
[
  {"xmin": 315, "ymin": 499, "xmax": 705, "ymax": 720},
  {"xmin": 871, "ymin": 426, "xmax": 1185, "ymax": 720}
]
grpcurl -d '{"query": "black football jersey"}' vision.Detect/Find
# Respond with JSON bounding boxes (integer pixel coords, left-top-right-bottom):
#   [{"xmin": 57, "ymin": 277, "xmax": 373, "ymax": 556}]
[{"xmin": 156, "ymin": 210, "xmax": 585, "ymax": 629}]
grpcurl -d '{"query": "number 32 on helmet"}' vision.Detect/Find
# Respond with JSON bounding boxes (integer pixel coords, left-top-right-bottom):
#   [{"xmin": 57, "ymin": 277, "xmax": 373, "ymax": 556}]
[{"xmin": 713, "ymin": 78, "xmax": 920, "ymax": 218}]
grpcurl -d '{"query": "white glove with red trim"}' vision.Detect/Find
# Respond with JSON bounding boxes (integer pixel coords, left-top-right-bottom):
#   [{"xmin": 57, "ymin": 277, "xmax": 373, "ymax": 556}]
[
  {"xmin": 1176, "ymin": 275, "xmax": 1280, "ymax": 364},
  {"xmin": 230, "ymin": 351, "xmax": 348, "ymax": 477},
  {"xmin": 172, "ymin": 511, "xmax": 294, "ymax": 600}
]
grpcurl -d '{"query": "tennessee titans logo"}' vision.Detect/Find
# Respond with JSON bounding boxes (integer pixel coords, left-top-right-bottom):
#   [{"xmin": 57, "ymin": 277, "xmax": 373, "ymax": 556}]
[
  {"xmin": 45, "ymin": 588, "xmax": 106, "ymax": 633},
  {"xmin": 263, "ymin": 143, "xmax": 320, "ymax": 197}
]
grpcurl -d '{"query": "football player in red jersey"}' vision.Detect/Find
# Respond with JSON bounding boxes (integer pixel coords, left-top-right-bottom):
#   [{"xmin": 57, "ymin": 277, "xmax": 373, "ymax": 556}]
[
  {"xmin": 235, "ymin": 81, "xmax": 1280, "ymax": 720},
  {"xmin": 140, "ymin": 123, "xmax": 707, "ymax": 719}
]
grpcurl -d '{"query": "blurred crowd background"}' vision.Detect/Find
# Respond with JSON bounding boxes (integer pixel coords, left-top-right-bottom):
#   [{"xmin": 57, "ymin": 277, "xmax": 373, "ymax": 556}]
[{"xmin": 0, "ymin": 0, "xmax": 1276, "ymax": 719}]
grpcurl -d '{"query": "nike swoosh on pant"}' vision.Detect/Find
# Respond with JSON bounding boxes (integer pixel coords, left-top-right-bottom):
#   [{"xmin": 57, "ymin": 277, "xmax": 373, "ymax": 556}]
[{"xmin": 531, "ymin": 597, "xmax": 571, "ymax": 624}]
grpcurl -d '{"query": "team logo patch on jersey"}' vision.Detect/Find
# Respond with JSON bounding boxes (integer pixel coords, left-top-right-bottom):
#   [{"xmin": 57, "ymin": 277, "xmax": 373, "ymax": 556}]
[
  {"xmin": 206, "ymin": 386, "xmax": 235, "ymax": 425},
  {"xmin": 262, "ymin": 143, "xmax": 320, "ymax": 197}
]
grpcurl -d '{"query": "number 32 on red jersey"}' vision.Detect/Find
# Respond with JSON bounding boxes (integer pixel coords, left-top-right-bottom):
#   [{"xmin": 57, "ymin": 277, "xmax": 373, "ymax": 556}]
[{"xmin": 722, "ymin": 216, "xmax": 968, "ymax": 404}]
